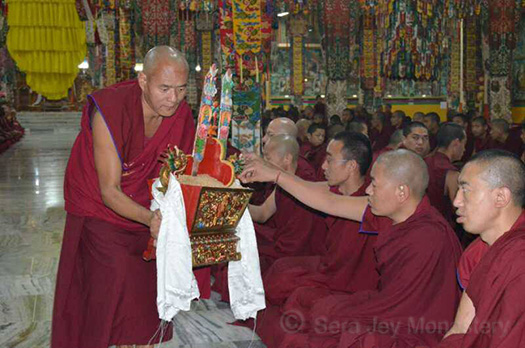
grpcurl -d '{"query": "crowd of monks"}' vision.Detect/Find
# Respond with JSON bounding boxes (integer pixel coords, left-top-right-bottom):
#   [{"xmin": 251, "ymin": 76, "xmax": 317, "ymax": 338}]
[
  {"xmin": 212, "ymin": 104, "xmax": 525, "ymax": 348},
  {"xmin": 0, "ymin": 99, "xmax": 24, "ymax": 154}
]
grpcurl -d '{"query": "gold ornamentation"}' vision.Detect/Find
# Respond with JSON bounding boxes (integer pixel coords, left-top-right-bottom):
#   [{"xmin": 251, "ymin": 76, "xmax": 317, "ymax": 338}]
[
  {"xmin": 191, "ymin": 233, "xmax": 241, "ymax": 266},
  {"xmin": 192, "ymin": 188, "xmax": 252, "ymax": 231}
]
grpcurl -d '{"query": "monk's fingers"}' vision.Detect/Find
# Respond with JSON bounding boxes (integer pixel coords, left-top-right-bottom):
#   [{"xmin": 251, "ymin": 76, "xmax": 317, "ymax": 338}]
[
  {"xmin": 154, "ymin": 209, "xmax": 162, "ymax": 220},
  {"xmin": 239, "ymin": 168, "xmax": 256, "ymax": 183},
  {"xmin": 242, "ymin": 152, "xmax": 261, "ymax": 163}
]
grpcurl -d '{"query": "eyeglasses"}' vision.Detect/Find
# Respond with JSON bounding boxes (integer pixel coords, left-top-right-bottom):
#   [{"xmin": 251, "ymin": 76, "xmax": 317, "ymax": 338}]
[{"xmin": 325, "ymin": 158, "xmax": 349, "ymax": 165}]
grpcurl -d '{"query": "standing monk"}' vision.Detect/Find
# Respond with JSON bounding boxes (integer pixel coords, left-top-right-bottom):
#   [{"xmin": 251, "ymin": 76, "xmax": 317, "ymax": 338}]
[
  {"xmin": 438, "ymin": 150, "xmax": 525, "ymax": 348},
  {"xmin": 52, "ymin": 46, "xmax": 206, "ymax": 348}
]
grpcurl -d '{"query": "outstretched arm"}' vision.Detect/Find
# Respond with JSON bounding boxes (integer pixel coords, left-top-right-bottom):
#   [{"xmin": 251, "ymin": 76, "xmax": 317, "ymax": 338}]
[{"xmin": 240, "ymin": 154, "xmax": 368, "ymax": 222}]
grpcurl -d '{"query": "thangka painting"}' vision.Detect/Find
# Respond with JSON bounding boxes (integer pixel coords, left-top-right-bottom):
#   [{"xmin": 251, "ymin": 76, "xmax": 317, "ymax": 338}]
[
  {"xmin": 512, "ymin": 17, "xmax": 525, "ymax": 102},
  {"xmin": 303, "ymin": 47, "xmax": 327, "ymax": 97},
  {"xmin": 270, "ymin": 44, "xmax": 292, "ymax": 96}
]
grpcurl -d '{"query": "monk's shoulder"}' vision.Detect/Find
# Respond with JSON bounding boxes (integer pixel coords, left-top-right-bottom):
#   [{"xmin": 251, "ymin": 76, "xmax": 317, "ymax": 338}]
[
  {"xmin": 405, "ymin": 212, "xmax": 455, "ymax": 248},
  {"xmin": 89, "ymin": 80, "xmax": 139, "ymax": 120}
]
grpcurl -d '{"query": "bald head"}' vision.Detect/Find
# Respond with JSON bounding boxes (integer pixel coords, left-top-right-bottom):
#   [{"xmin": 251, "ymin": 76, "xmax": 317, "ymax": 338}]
[
  {"xmin": 467, "ymin": 149, "xmax": 525, "ymax": 207},
  {"xmin": 375, "ymin": 149, "xmax": 429, "ymax": 199},
  {"xmin": 296, "ymin": 118, "xmax": 312, "ymax": 142},
  {"xmin": 263, "ymin": 134, "xmax": 299, "ymax": 171},
  {"xmin": 263, "ymin": 117, "xmax": 298, "ymax": 145},
  {"xmin": 143, "ymin": 46, "xmax": 189, "ymax": 76}
]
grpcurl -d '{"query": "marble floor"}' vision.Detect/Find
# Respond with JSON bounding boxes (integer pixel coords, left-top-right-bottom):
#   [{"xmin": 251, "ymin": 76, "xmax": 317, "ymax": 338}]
[{"xmin": 0, "ymin": 126, "xmax": 265, "ymax": 348}]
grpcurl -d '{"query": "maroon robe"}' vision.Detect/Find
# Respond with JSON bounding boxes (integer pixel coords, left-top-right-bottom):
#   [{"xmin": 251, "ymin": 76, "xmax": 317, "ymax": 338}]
[
  {"xmin": 473, "ymin": 135, "xmax": 492, "ymax": 154},
  {"xmin": 256, "ymin": 184, "xmax": 378, "ymax": 348},
  {"xmin": 249, "ymin": 155, "xmax": 317, "ymax": 205},
  {"xmin": 370, "ymin": 125, "xmax": 393, "ymax": 152},
  {"xmin": 424, "ymin": 152, "xmax": 458, "ymax": 226},
  {"xmin": 256, "ymin": 184, "xmax": 327, "ymax": 273},
  {"xmin": 262, "ymin": 184, "xmax": 377, "ymax": 305},
  {"xmin": 52, "ymin": 81, "xmax": 208, "ymax": 348},
  {"xmin": 457, "ymin": 237, "xmax": 489, "ymax": 291},
  {"xmin": 437, "ymin": 211, "xmax": 525, "ymax": 348},
  {"xmin": 278, "ymin": 197, "xmax": 462, "ymax": 348},
  {"xmin": 212, "ymin": 165, "xmax": 325, "ymax": 302},
  {"xmin": 460, "ymin": 131, "xmax": 475, "ymax": 162},
  {"xmin": 429, "ymin": 133, "xmax": 438, "ymax": 151},
  {"xmin": 300, "ymin": 142, "xmax": 328, "ymax": 173},
  {"xmin": 491, "ymin": 133, "xmax": 523, "ymax": 156}
]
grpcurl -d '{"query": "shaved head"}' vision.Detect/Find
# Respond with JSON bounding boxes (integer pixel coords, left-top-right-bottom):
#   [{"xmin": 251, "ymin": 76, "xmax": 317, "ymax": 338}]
[
  {"xmin": 466, "ymin": 149, "xmax": 525, "ymax": 207},
  {"xmin": 263, "ymin": 117, "xmax": 298, "ymax": 145},
  {"xmin": 143, "ymin": 46, "xmax": 189, "ymax": 76},
  {"xmin": 375, "ymin": 149, "xmax": 429, "ymax": 199},
  {"xmin": 265, "ymin": 134, "xmax": 299, "ymax": 164},
  {"xmin": 296, "ymin": 118, "xmax": 312, "ymax": 132}
]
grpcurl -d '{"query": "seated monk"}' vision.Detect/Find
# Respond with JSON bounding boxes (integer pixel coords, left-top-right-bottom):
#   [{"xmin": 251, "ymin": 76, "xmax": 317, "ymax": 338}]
[
  {"xmin": 240, "ymin": 149, "xmax": 462, "ymax": 348},
  {"xmin": 471, "ymin": 116, "xmax": 492, "ymax": 155},
  {"xmin": 369, "ymin": 111, "xmax": 393, "ymax": 152},
  {"xmin": 251, "ymin": 117, "xmax": 318, "ymax": 205},
  {"xmin": 437, "ymin": 150, "xmax": 525, "ymax": 348},
  {"xmin": 451, "ymin": 114, "xmax": 474, "ymax": 162},
  {"xmin": 489, "ymin": 118, "xmax": 523, "ymax": 156},
  {"xmin": 423, "ymin": 112, "xmax": 441, "ymax": 151},
  {"xmin": 257, "ymin": 132, "xmax": 379, "ymax": 348},
  {"xmin": 295, "ymin": 118, "xmax": 312, "ymax": 146},
  {"xmin": 212, "ymin": 135, "xmax": 327, "ymax": 302},
  {"xmin": 401, "ymin": 121, "xmax": 430, "ymax": 157},
  {"xmin": 252, "ymin": 135, "xmax": 327, "ymax": 273},
  {"xmin": 299, "ymin": 122, "xmax": 327, "ymax": 172},
  {"xmin": 346, "ymin": 119, "xmax": 369, "ymax": 138},
  {"xmin": 368, "ymin": 129, "xmax": 404, "ymax": 175},
  {"xmin": 424, "ymin": 122, "xmax": 466, "ymax": 227}
]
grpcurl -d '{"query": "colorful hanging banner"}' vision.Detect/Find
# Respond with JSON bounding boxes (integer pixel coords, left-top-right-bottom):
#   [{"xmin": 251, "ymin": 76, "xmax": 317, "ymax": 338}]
[
  {"xmin": 141, "ymin": 0, "xmax": 171, "ymax": 48},
  {"xmin": 118, "ymin": 5, "xmax": 134, "ymax": 81},
  {"xmin": 201, "ymin": 31, "xmax": 213, "ymax": 73},
  {"xmin": 219, "ymin": 0, "xmax": 235, "ymax": 71},
  {"xmin": 292, "ymin": 36, "xmax": 304, "ymax": 95},
  {"xmin": 324, "ymin": 0, "xmax": 350, "ymax": 81},
  {"xmin": 232, "ymin": 0, "xmax": 262, "ymax": 55},
  {"xmin": 104, "ymin": 11, "xmax": 117, "ymax": 86},
  {"xmin": 361, "ymin": 11, "xmax": 377, "ymax": 89}
]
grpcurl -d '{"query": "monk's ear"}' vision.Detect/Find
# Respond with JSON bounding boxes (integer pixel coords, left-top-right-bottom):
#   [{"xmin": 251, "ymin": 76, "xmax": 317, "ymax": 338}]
[
  {"xmin": 395, "ymin": 184, "xmax": 410, "ymax": 203},
  {"xmin": 138, "ymin": 72, "xmax": 147, "ymax": 91},
  {"xmin": 493, "ymin": 186, "xmax": 512, "ymax": 208},
  {"xmin": 345, "ymin": 159, "xmax": 358, "ymax": 172}
]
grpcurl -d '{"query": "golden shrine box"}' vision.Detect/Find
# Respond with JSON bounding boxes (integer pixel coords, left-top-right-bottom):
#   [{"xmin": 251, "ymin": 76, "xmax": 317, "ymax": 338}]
[{"xmin": 150, "ymin": 138, "xmax": 252, "ymax": 267}]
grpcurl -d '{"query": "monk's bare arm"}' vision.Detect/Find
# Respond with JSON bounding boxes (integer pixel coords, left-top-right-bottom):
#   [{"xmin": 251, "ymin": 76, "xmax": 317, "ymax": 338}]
[
  {"xmin": 446, "ymin": 170, "xmax": 460, "ymax": 204},
  {"xmin": 92, "ymin": 111, "xmax": 155, "ymax": 227},
  {"xmin": 248, "ymin": 189, "xmax": 277, "ymax": 223},
  {"xmin": 240, "ymin": 159, "xmax": 367, "ymax": 221},
  {"xmin": 275, "ymin": 172, "xmax": 367, "ymax": 220},
  {"xmin": 443, "ymin": 291, "xmax": 475, "ymax": 339}
]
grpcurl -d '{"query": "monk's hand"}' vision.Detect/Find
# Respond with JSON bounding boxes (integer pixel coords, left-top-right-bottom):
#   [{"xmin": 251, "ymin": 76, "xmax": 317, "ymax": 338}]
[
  {"xmin": 149, "ymin": 209, "xmax": 162, "ymax": 242},
  {"xmin": 240, "ymin": 157, "xmax": 280, "ymax": 184}
]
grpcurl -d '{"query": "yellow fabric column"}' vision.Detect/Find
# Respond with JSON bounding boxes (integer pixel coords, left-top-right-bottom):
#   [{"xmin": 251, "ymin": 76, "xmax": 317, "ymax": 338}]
[{"xmin": 7, "ymin": 0, "xmax": 86, "ymax": 100}]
